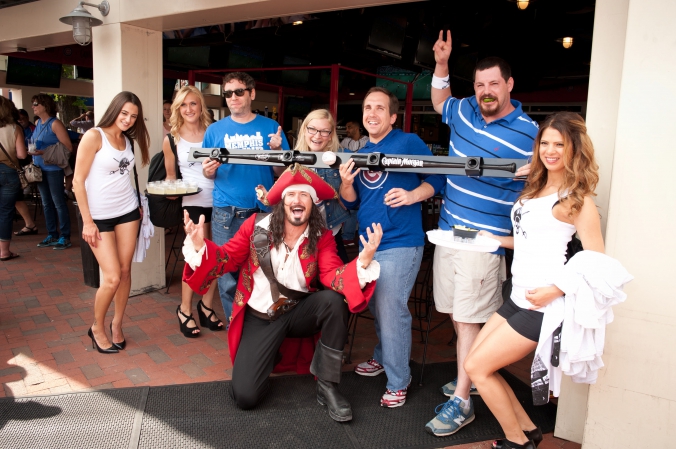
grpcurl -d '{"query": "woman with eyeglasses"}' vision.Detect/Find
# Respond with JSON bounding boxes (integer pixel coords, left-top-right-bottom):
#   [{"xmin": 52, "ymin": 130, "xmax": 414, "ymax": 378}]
[
  {"xmin": 162, "ymin": 85, "xmax": 223, "ymax": 338},
  {"xmin": 293, "ymin": 109, "xmax": 350, "ymax": 262},
  {"xmin": 72, "ymin": 91, "xmax": 150, "ymax": 354},
  {"xmin": 30, "ymin": 94, "xmax": 74, "ymax": 250}
]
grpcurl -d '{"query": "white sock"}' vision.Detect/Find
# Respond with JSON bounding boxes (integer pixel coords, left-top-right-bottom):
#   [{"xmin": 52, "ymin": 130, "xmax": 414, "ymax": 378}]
[{"xmin": 455, "ymin": 395, "xmax": 470, "ymax": 410}]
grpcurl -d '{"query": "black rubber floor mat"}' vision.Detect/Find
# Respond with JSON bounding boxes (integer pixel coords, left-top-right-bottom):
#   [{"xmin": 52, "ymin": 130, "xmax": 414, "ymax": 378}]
[
  {"xmin": 0, "ymin": 362, "xmax": 556, "ymax": 449},
  {"xmin": 0, "ymin": 389, "xmax": 143, "ymax": 449}
]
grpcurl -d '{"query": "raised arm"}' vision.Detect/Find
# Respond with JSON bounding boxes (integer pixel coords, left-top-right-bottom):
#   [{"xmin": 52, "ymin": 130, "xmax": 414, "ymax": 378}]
[{"xmin": 431, "ymin": 30, "xmax": 453, "ymax": 114}]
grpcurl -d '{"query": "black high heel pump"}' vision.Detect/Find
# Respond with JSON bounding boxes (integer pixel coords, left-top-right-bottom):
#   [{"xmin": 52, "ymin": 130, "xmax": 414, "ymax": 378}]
[
  {"xmin": 493, "ymin": 427, "xmax": 542, "ymax": 449},
  {"xmin": 110, "ymin": 322, "xmax": 126, "ymax": 350},
  {"xmin": 197, "ymin": 300, "xmax": 224, "ymax": 331},
  {"xmin": 88, "ymin": 327, "xmax": 118, "ymax": 354}
]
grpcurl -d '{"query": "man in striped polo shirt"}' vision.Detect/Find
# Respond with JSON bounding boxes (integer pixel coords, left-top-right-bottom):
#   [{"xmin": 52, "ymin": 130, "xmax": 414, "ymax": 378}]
[{"xmin": 424, "ymin": 31, "xmax": 538, "ymax": 437}]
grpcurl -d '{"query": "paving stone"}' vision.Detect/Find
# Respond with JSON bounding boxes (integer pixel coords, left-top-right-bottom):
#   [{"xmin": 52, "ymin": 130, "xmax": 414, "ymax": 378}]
[
  {"xmin": 28, "ymin": 282, "xmax": 43, "ymax": 289},
  {"xmin": 148, "ymin": 349, "xmax": 171, "ymax": 364},
  {"xmin": 47, "ymin": 289, "xmax": 63, "ymax": 297},
  {"xmin": 47, "ymin": 337, "xmax": 84, "ymax": 348},
  {"xmin": 0, "ymin": 279, "xmax": 14, "ymax": 287},
  {"xmin": 189, "ymin": 353, "xmax": 214, "ymax": 369},
  {"xmin": 126, "ymin": 344, "xmax": 159, "ymax": 356},
  {"xmin": 66, "ymin": 316, "xmax": 86, "ymax": 328},
  {"xmin": 80, "ymin": 364, "xmax": 105, "ymax": 380},
  {"xmin": 125, "ymin": 368, "xmax": 150, "ymax": 385},
  {"xmin": 78, "ymin": 290, "xmax": 94, "ymax": 300},
  {"xmin": 11, "ymin": 346, "xmax": 33, "ymax": 358},
  {"xmin": 121, "ymin": 325, "xmax": 149, "ymax": 342},
  {"xmin": 32, "ymin": 313, "xmax": 51, "ymax": 325},
  {"xmin": 8, "ymin": 294, "xmax": 37, "ymax": 304},
  {"xmin": 0, "ymin": 322, "xmax": 20, "ymax": 330},
  {"xmin": 52, "ymin": 349, "xmax": 75, "ymax": 365},
  {"xmin": 24, "ymin": 298, "xmax": 41, "ymax": 309},
  {"xmin": 129, "ymin": 312, "xmax": 158, "ymax": 322},
  {"xmin": 180, "ymin": 363, "xmax": 206, "ymax": 379},
  {"xmin": 22, "ymin": 326, "xmax": 55, "ymax": 336},
  {"xmin": 0, "ymin": 366, "xmax": 24, "ymax": 377},
  {"xmin": 11, "ymin": 305, "xmax": 28, "ymax": 315},
  {"xmin": 167, "ymin": 334, "xmax": 191, "ymax": 346},
  {"xmin": 56, "ymin": 303, "xmax": 74, "ymax": 313},
  {"xmin": 206, "ymin": 337, "xmax": 228, "ymax": 350}
]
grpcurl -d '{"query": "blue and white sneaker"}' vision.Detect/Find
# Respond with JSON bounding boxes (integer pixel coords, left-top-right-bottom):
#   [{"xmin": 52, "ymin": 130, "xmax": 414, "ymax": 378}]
[
  {"xmin": 52, "ymin": 236, "xmax": 72, "ymax": 250},
  {"xmin": 425, "ymin": 396, "xmax": 475, "ymax": 437},
  {"xmin": 440, "ymin": 377, "xmax": 479, "ymax": 397},
  {"xmin": 37, "ymin": 235, "xmax": 58, "ymax": 247}
]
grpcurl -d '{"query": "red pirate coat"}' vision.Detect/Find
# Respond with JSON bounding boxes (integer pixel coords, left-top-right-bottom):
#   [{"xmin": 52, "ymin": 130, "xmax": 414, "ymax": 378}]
[{"xmin": 183, "ymin": 214, "xmax": 376, "ymax": 374}]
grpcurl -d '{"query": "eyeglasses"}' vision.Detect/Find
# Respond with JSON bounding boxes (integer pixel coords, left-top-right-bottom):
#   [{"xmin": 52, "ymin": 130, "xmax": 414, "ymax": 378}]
[
  {"xmin": 306, "ymin": 126, "xmax": 332, "ymax": 137},
  {"xmin": 32, "ymin": 102, "xmax": 40, "ymax": 107},
  {"xmin": 222, "ymin": 88, "xmax": 251, "ymax": 99}
]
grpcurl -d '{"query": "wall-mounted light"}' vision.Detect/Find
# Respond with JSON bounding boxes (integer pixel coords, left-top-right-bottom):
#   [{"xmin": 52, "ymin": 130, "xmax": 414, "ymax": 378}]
[
  {"xmin": 562, "ymin": 37, "xmax": 573, "ymax": 49},
  {"xmin": 516, "ymin": 0, "xmax": 529, "ymax": 10},
  {"xmin": 59, "ymin": 1, "xmax": 110, "ymax": 46},
  {"xmin": 292, "ymin": 21, "xmax": 303, "ymax": 26}
]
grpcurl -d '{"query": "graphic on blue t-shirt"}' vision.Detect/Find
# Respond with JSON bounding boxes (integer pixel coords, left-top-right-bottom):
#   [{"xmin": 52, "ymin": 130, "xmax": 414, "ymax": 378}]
[{"xmin": 223, "ymin": 132, "xmax": 265, "ymax": 150}]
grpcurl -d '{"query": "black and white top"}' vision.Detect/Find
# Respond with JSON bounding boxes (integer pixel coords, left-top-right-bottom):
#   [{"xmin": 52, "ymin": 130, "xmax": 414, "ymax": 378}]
[
  {"xmin": 510, "ymin": 192, "xmax": 576, "ymax": 310},
  {"xmin": 85, "ymin": 127, "xmax": 138, "ymax": 220}
]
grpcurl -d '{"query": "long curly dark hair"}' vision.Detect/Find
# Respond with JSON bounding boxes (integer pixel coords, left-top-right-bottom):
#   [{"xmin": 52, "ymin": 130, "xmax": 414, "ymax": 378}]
[
  {"xmin": 268, "ymin": 201, "xmax": 326, "ymax": 254},
  {"xmin": 519, "ymin": 112, "xmax": 598, "ymax": 218}
]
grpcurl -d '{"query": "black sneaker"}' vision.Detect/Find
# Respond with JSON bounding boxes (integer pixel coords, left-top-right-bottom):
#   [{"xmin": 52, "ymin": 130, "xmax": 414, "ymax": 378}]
[
  {"xmin": 53, "ymin": 237, "xmax": 72, "ymax": 250},
  {"xmin": 37, "ymin": 236, "xmax": 58, "ymax": 247}
]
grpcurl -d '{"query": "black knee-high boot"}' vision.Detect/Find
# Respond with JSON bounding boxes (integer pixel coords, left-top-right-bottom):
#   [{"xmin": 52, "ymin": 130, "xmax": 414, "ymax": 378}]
[{"xmin": 310, "ymin": 340, "xmax": 352, "ymax": 422}]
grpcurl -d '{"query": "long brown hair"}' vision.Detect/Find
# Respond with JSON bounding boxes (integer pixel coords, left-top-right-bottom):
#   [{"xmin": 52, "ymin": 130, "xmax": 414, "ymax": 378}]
[
  {"xmin": 519, "ymin": 112, "xmax": 599, "ymax": 217},
  {"xmin": 169, "ymin": 85, "xmax": 212, "ymax": 144},
  {"xmin": 97, "ymin": 91, "xmax": 151, "ymax": 166},
  {"xmin": 268, "ymin": 201, "xmax": 326, "ymax": 255}
]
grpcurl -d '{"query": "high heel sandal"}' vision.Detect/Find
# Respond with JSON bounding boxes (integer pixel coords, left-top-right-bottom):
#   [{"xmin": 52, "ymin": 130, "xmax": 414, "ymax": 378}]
[
  {"xmin": 88, "ymin": 327, "xmax": 119, "ymax": 354},
  {"xmin": 493, "ymin": 427, "xmax": 542, "ymax": 449},
  {"xmin": 197, "ymin": 300, "xmax": 224, "ymax": 331},
  {"xmin": 177, "ymin": 306, "xmax": 200, "ymax": 338},
  {"xmin": 110, "ymin": 322, "xmax": 126, "ymax": 350}
]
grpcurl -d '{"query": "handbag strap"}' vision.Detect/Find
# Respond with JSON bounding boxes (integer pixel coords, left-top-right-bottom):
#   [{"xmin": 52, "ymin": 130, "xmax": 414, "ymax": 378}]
[
  {"xmin": 0, "ymin": 140, "xmax": 21, "ymax": 171},
  {"xmin": 167, "ymin": 133, "xmax": 182, "ymax": 179},
  {"xmin": 129, "ymin": 139, "xmax": 143, "ymax": 238}
]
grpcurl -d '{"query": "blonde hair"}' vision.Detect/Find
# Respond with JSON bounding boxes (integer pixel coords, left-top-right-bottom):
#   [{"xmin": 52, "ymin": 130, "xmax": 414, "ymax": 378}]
[
  {"xmin": 294, "ymin": 109, "xmax": 340, "ymax": 153},
  {"xmin": 169, "ymin": 86, "xmax": 212, "ymax": 143},
  {"xmin": 519, "ymin": 112, "xmax": 599, "ymax": 217}
]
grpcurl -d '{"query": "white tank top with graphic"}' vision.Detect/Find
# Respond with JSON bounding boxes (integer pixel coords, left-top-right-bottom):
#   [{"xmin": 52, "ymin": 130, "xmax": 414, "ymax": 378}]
[
  {"xmin": 510, "ymin": 192, "xmax": 576, "ymax": 310},
  {"xmin": 175, "ymin": 137, "xmax": 214, "ymax": 208},
  {"xmin": 85, "ymin": 128, "xmax": 139, "ymax": 220}
]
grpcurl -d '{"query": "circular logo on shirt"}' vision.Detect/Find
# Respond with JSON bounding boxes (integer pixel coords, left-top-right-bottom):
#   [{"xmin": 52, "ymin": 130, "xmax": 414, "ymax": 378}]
[{"xmin": 359, "ymin": 170, "xmax": 388, "ymax": 189}]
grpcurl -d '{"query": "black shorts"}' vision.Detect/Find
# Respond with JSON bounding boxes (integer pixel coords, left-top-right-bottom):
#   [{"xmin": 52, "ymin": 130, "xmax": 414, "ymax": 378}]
[
  {"xmin": 93, "ymin": 208, "xmax": 140, "ymax": 232},
  {"xmin": 184, "ymin": 206, "xmax": 212, "ymax": 224},
  {"xmin": 496, "ymin": 295, "xmax": 543, "ymax": 342}
]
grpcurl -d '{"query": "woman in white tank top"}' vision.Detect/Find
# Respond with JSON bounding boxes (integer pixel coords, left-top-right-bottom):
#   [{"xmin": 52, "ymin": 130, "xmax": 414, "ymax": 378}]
[
  {"xmin": 162, "ymin": 85, "xmax": 223, "ymax": 338},
  {"xmin": 72, "ymin": 92, "xmax": 150, "ymax": 354},
  {"xmin": 461, "ymin": 113, "xmax": 605, "ymax": 449}
]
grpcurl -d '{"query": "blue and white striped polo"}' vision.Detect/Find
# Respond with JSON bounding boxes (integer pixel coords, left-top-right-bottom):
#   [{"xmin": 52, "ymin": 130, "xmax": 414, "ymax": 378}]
[{"xmin": 439, "ymin": 96, "xmax": 538, "ymax": 255}]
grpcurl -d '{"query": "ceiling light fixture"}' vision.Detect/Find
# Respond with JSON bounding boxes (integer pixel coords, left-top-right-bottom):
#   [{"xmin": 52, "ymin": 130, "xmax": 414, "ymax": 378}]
[
  {"xmin": 516, "ymin": 0, "xmax": 529, "ymax": 10},
  {"xmin": 562, "ymin": 37, "xmax": 574, "ymax": 49},
  {"xmin": 59, "ymin": 1, "xmax": 110, "ymax": 46}
]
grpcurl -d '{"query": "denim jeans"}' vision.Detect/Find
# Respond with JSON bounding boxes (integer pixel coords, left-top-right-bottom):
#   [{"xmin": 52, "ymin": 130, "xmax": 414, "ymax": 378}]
[
  {"xmin": 369, "ymin": 245, "xmax": 424, "ymax": 391},
  {"xmin": 37, "ymin": 168, "xmax": 70, "ymax": 239},
  {"xmin": 0, "ymin": 164, "xmax": 21, "ymax": 242},
  {"xmin": 211, "ymin": 206, "xmax": 251, "ymax": 323}
]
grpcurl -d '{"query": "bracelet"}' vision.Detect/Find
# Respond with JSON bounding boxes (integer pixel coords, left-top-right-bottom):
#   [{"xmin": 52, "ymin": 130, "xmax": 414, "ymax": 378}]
[{"xmin": 431, "ymin": 74, "xmax": 450, "ymax": 89}]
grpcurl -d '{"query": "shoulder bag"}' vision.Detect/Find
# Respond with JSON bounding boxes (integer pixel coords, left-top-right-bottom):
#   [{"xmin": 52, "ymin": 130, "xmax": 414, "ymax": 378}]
[
  {"xmin": 0, "ymin": 140, "xmax": 30, "ymax": 189},
  {"xmin": 146, "ymin": 133, "xmax": 183, "ymax": 228}
]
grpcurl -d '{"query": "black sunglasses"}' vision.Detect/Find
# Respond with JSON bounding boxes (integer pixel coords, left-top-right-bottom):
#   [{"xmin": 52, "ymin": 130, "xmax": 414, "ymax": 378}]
[
  {"xmin": 222, "ymin": 88, "xmax": 251, "ymax": 99},
  {"xmin": 32, "ymin": 102, "xmax": 40, "ymax": 107}
]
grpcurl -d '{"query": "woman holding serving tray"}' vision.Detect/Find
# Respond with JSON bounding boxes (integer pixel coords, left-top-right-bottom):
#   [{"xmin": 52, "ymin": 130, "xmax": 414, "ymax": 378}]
[
  {"xmin": 72, "ymin": 91, "xmax": 150, "ymax": 354},
  {"xmin": 161, "ymin": 85, "xmax": 224, "ymax": 338}
]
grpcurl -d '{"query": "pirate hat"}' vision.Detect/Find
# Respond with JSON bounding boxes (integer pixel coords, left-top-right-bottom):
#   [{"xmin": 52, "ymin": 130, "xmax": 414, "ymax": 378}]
[{"xmin": 265, "ymin": 163, "xmax": 339, "ymax": 206}]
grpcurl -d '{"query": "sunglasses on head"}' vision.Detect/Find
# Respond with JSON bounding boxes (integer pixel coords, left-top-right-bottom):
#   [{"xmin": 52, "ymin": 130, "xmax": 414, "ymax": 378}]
[{"xmin": 222, "ymin": 88, "xmax": 251, "ymax": 99}]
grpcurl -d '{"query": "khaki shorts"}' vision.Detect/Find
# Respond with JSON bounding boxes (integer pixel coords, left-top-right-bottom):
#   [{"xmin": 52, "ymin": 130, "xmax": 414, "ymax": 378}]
[{"xmin": 432, "ymin": 245, "xmax": 505, "ymax": 323}]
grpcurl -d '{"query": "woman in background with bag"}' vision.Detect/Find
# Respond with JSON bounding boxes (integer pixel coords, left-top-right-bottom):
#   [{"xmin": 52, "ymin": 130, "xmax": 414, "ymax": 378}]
[
  {"xmin": 0, "ymin": 97, "xmax": 27, "ymax": 261},
  {"xmin": 31, "ymin": 94, "xmax": 73, "ymax": 250},
  {"xmin": 72, "ymin": 91, "xmax": 150, "ymax": 353},
  {"xmin": 163, "ymin": 85, "xmax": 222, "ymax": 337}
]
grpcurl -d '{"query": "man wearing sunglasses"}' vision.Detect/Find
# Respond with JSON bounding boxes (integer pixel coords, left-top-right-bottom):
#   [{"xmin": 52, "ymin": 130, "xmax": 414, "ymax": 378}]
[{"xmin": 202, "ymin": 72, "xmax": 290, "ymax": 325}]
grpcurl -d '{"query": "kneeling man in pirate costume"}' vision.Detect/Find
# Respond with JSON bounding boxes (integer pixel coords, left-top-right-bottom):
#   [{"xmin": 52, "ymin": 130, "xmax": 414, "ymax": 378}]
[{"xmin": 182, "ymin": 163, "xmax": 382, "ymax": 422}]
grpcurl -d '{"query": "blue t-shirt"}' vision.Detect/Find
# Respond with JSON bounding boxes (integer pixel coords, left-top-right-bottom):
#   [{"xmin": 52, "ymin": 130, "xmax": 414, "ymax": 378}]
[
  {"xmin": 203, "ymin": 115, "xmax": 289, "ymax": 209},
  {"xmin": 33, "ymin": 117, "xmax": 61, "ymax": 172},
  {"xmin": 440, "ymin": 96, "xmax": 538, "ymax": 255},
  {"xmin": 341, "ymin": 129, "xmax": 445, "ymax": 251}
]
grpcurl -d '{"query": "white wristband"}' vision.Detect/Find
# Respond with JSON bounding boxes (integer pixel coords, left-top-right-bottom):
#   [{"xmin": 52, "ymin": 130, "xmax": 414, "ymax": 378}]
[{"xmin": 431, "ymin": 74, "xmax": 450, "ymax": 90}]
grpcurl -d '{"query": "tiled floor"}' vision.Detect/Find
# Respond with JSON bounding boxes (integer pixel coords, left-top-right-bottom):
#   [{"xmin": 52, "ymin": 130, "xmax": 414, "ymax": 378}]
[{"xmin": 0, "ymin": 201, "xmax": 579, "ymax": 449}]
